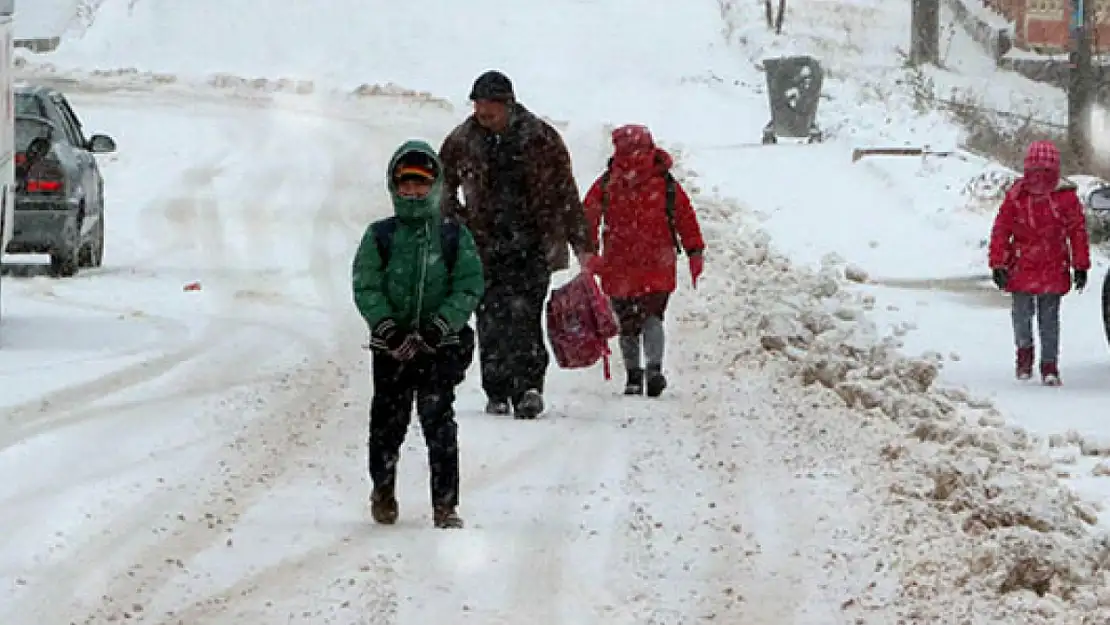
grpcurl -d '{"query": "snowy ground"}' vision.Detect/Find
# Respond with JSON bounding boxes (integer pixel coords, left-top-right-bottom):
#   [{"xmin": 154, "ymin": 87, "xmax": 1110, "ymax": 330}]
[{"xmin": 3, "ymin": 0, "xmax": 1110, "ymax": 623}]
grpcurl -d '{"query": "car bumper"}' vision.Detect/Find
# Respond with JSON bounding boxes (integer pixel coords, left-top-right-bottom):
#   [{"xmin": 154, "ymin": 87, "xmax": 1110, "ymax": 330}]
[{"xmin": 5, "ymin": 200, "xmax": 75, "ymax": 253}]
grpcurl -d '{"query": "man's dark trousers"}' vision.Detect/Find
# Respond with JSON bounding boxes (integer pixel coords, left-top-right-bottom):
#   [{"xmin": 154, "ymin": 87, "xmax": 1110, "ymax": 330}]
[
  {"xmin": 476, "ymin": 264, "xmax": 551, "ymax": 407},
  {"xmin": 368, "ymin": 349, "xmax": 460, "ymax": 508}
]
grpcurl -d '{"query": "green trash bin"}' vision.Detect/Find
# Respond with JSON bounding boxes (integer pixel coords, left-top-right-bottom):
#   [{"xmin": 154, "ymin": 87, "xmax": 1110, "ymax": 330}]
[{"xmin": 761, "ymin": 55, "xmax": 824, "ymax": 144}]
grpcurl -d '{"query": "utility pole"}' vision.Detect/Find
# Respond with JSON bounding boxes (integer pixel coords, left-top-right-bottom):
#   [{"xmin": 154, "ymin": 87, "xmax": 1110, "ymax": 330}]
[
  {"xmin": 1068, "ymin": 0, "xmax": 1095, "ymax": 170},
  {"xmin": 910, "ymin": 0, "xmax": 940, "ymax": 66}
]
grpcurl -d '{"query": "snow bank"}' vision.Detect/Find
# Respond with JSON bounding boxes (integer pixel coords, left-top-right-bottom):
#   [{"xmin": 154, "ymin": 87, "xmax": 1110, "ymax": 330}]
[
  {"xmin": 12, "ymin": 61, "xmax": 456, "ymax": 111},
  {"xmin": 672, "ymin": 150, "xmax": 1110, "ymax": 621}
]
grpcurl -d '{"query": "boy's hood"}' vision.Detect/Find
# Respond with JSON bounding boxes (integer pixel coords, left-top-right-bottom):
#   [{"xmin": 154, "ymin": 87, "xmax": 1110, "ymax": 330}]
[{"xmin": 388, "ymin": 140, "xmax": 443, "ymax": 222}]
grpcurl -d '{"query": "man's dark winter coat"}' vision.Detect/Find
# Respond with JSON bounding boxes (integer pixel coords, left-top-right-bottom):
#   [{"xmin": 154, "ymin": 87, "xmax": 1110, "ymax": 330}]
[{"xmin": 438, "ymin": 103, "xmax": 594, "ymax": 272}]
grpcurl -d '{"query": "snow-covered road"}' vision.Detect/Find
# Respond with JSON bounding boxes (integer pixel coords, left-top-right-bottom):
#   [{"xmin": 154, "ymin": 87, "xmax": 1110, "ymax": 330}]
[
  {"xmin": 0, "ymin": 77, "xmax": 894, "ymax": 625},
  {"xmin": 5, "ymin": 0, "xmax": 1110, "ymax": 622}
]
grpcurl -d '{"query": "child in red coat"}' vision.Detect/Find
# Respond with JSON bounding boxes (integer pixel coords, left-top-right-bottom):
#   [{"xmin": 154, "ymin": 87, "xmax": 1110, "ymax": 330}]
[
  {"xmin": 988, "ymin": 140, "xmax": 1090, "ymax": 386},
  {"xmin": 583, "ymin": 124, "xmax": 705, "ymax": 396}
]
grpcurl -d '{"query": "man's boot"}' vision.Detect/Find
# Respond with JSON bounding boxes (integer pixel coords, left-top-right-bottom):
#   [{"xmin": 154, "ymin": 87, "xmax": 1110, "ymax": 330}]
[
  {"xmin": 624, "ymin": 368, "xmax": 644, "ymax": 395},
  {"xmin": 370, "ymin": 486, "xmax": 398, "ymax": 525},
  {"xmin": 645, "ymin": 364, "xmax": 667, "ymax": 398},
  {"xmin": 514, "ymin": 389, "xmax": 544, "ymax": 419},
  {"xmin": 433, "ymin": 505, "xmax": 464, "ymax": 529},
  {"xmin": 1015, "ymin": 346, "xmax": 1034, "ymax": 380},
  {"xmin": 1041, "ymin": 361, "xmax": 1061, "ymax": 386},
  {"xmin": 485, "ymin": 398, "xmax": 511, "ymax": 416}
]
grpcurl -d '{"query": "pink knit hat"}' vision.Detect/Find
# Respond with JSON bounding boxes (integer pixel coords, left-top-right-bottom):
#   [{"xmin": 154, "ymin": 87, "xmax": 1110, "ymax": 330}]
[{"xmin": 1024, "ymin": 140, "xmax": 1060, "ymax": 173}]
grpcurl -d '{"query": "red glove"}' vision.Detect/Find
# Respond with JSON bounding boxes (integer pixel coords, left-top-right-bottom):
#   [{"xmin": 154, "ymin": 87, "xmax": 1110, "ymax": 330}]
[{"xmin": 689, "ymin": 254, "xmax": 704, "ymax": 288}]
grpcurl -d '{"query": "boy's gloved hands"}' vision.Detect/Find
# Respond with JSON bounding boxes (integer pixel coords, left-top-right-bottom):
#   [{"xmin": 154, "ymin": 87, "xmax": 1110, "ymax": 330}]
[
  {"xmin": 418, "ymin": 316, "xmax": 452, "ymax": 352},
  {"xmin": 1074, "ymin": 268, "xmax": 1088, "ymax": 291},
  {"xmin": 372, "ymin": 318, "xmax": 419, "ymax": 361}
]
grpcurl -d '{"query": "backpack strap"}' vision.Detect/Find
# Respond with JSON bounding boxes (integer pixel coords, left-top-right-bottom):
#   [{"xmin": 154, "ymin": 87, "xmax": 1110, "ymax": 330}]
[
  {"xmin": 440, "ymin": 218, "xmax": 460, "ymax": 274},
  {"xmin": 373, "ymin": 215, "xmax": 460, "ymax": 275},
  {"xmin": 371, "ymin": 216, "xmax": 399, "ymax": 267},
  {"xmin": 599, "ymin": 169, "xmax": 683, "ymax": 256},
  {"xmin": 663, "ymin": 172, "xmax": 683, "ymax": 256}
]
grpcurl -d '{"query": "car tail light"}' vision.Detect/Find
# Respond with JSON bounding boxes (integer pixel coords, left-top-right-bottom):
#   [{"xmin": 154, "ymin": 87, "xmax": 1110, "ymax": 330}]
[
  {"xmin": 23, "ymin": 162, "xmax": 65, "ymax": 195},
  {"xmin": 26, "ymin": 179, "xmax": 63, "ymax": 193}
]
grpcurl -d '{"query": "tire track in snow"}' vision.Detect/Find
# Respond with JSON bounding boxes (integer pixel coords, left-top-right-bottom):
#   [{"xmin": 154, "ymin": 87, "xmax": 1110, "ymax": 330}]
[
  {"xmin": 5, "ymin": 155, "xmax": 340, "ymax": 624},
  {"xmin": 61, "ymin": 115, "xmax": 399, "ymax": 625},
  {"xmin": 138, "ymin": 129, "xmax": 410, "ymax": 622},
  {"xmin": 0, "ymin": 155, "xmax": 247, "ymax": 447}
]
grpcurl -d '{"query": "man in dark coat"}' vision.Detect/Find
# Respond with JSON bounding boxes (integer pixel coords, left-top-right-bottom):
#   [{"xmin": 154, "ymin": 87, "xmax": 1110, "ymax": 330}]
[{"xmin": 439, "ymin": 70, "xmax": 595, "ymax": 419}]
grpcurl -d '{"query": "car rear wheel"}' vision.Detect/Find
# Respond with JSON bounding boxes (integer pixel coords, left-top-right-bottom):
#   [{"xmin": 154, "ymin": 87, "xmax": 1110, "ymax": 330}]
[
  {"xmin": 79, "ymin": 214, "xmax": 104, "ymax": 268},
  {"xmin": 51, "ymin": 221, "xmax": 80, "ymax": 278}
]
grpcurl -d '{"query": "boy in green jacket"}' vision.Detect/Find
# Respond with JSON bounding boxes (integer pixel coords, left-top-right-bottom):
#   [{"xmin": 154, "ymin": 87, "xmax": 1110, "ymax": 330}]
[{"xmin": 352, "ymin": 140, "xmax": 484, "ymax": 529}]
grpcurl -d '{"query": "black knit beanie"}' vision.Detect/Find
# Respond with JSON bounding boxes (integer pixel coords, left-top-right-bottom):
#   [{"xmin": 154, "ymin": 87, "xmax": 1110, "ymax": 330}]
[{"xmin": 469, "ymin": 70, "xmax": 514, "ymax": 101}]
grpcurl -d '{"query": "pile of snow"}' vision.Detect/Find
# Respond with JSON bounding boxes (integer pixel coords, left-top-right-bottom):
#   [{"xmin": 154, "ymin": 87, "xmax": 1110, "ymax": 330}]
[
  {"xmin": 14, "ymin": 61, "xmax": 456, "ymax": 109},
  {"xmin": 672, "ymin": 149, "xmax": 1110, "ymax": 621}
]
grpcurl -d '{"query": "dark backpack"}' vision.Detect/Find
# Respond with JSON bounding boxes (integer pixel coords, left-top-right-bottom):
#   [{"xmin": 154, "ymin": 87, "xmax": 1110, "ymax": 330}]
[
  {"xmin": 599, "ymin": 169, "xmax": 683, "ymax": 255},
  {"xmin": 372, "ymin": 216, "xmax": 461, "ymax": 273}
]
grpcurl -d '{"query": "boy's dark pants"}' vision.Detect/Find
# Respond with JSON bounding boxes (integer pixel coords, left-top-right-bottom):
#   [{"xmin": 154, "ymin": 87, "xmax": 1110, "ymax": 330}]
[{"xmin": 368, "ymin": 327, "xmax": 474, "ymax": 508}]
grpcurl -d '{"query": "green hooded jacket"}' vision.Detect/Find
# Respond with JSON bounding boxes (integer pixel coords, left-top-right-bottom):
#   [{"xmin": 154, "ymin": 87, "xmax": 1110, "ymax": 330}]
[{"xmin": 352, "ymin": 140, "xmax": 484, "ymax": 334}]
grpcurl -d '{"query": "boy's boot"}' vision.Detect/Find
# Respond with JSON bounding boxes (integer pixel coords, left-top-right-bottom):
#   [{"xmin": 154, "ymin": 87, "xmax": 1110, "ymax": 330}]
[
  {"xmin": 433, "ymin": 505, "xmax": 464, "ymax": 529},
  {"xmin": 1040, "ymin": 361, "xmax": 1061, "ymax": 387},
  {"xmin": 1015, "ymin": 346, "xmax": 1034, "ymax": 380},
  {"xmin": 645, "ymin": 364, "xmax": 667, "ymax": 398},
  {"xmin": 624, "ymin": 367, "xmax": 644, "ymax": 395},
  {"xmin": 370, "ymin": 486, "xmax": 398, "ymax": 525}
]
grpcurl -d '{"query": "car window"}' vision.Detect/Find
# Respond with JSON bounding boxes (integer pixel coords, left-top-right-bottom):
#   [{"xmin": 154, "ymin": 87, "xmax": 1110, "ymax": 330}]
[
  {"xmin": 39, "ymin": 99, "xmax": 77, "ymax": 146},
  {"xmin": 53, "ymin": 95, "xmax": 88, "ymax": 146},
  {"xmin": 15, "ymin": 117, "xmax": 54, "ymax": 152},
  {"xmin": 15, "ymin": 93, "xmax": 43, "ymax": 117}
]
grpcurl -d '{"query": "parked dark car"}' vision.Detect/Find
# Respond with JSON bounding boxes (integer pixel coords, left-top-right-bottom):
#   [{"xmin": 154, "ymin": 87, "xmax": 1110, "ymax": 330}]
[{"xmin": 5, "ymin": 84, "xmax": 116, "ymax": 277}]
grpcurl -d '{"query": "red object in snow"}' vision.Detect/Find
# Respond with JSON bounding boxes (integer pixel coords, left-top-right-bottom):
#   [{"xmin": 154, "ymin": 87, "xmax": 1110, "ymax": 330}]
[
  {"xmin": 546, "ymin": 272, "xmax": 620, "ymax": 379},
  {"xmin": 988, "ymin": 141, "xmax": 1090, "ymax": 295},
  {"xmin": 183, "ymin": 281, "xmax": 202, "ymax": 291}
]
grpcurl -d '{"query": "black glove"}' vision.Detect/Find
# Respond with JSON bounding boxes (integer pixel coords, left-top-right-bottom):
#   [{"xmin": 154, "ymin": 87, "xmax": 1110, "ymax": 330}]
[
  {"xmin": 1075, "ymin": 269, "xmax": 1088, "ymax": 291},
  {"xmin": 991, "ymin": 268, "xmax": 1008, "ymax": 290},
  {"xmin": 418, "ymin": 316, "xmax": 451, "ymax": 351},
  {"xmin": 370, "ymin": 318, "xmax": 406, "ymax": 352}
]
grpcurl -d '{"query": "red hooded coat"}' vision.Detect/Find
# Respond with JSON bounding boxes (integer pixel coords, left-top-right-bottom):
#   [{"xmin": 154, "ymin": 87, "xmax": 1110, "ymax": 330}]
[
  {"xmin": 583, "ymin": 125, "xmax": 705, "ymax": 298},
  {"xmin": 988, "ymin": 140, "xmax": 1090, "ymax": 295}
]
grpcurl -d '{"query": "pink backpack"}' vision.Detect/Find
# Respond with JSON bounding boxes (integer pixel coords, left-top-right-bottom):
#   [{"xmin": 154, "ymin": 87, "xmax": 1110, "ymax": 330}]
[{"xmin": 546, "ymin": 273, "xmax": 620, "ymax": 378}]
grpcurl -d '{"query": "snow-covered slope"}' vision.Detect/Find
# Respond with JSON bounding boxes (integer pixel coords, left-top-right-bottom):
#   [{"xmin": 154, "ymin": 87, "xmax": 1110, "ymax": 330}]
[{"xmin": 5, "ymin": 0, "xmax": 1110, "ymax": 623}]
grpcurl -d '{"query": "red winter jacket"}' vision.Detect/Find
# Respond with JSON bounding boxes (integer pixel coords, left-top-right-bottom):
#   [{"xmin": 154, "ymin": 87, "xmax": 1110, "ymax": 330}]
[
  {"xmin": 584, "ymin": 133, "xmax": 704, "ymax": 299},
  {"xmin": 988, "ymin": 177, "xmax": 1090, "ymax": 295}
]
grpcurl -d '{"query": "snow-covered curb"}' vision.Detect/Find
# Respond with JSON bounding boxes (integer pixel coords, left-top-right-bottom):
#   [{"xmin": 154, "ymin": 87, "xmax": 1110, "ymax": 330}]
[{"xmin": 673, "ymin": 151, "xmax": 1110, "ymax": 621}]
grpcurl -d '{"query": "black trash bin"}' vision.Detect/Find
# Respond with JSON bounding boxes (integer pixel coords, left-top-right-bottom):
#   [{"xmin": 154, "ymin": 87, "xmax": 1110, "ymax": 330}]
[{"xmin": 761, "ymin": 55, "xmax": 824, "ymax": 144}]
